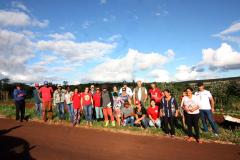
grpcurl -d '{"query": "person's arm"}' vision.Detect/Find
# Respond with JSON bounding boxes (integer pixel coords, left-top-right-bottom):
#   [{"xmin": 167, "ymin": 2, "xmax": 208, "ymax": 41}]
[
  {"xmin": 81, "ymin": 95, "xmax": 83, "ymax": 107},
  {"xmin": 133, "ymin": 88, "xmax": 136, "ymax": 104},
  {"xmin": 144, "ymin": 88, "xmax": 147, "ymax": 103},
  {"xmin": 174, "ymin": 99, "xmax": 179, "ymax": 117},
  {"xmin": 209, "ymin": 93, "xmax": 215, "ymax": 112}
]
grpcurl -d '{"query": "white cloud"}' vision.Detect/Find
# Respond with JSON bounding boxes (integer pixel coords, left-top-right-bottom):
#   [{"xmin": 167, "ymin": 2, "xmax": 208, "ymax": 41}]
[
  {"xmin": 37, "ymin": 40, "xmax": 116, "ymax": 62},
  {"xmin": 149, "ymin": 69, "xmax": 170, "ymax": 82},
  {"xmin": 220, "ymin": 22, "xmax": 240, "ymax": 35},
  {"xmin": 0, "ymin": 10, "xmax": 48, "ymax": 27},
  {"xmin": 11, "ymin": 1, "xmax": 30, "ymax": 12},
  {"xmin": 83, "ymin": 48, "xmax": 175, "ymax": 82},
  {"xmin": 49, "ymin": 32, "xmax": 76, "ymax": 40},
  {"xmin": 200, "ymin": 43, "xmax": 240, "ymax": 70}
]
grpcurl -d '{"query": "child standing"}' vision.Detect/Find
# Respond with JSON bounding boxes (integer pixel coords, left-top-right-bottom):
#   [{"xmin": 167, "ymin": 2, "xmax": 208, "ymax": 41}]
[
  {"xmin": 72, "ymin": 88, "xmax": 81, "ymax": 126},
  {"xmin": 112, "ymin": 92, "xmax": 123, "ymax": 126}
]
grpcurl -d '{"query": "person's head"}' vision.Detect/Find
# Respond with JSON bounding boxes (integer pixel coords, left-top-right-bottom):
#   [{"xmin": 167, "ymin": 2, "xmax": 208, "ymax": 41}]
[
  {"xmin": 163, "ymin": 89, "xmax": 171, "ymax": 98},
  {"xmin": 35, "ymin": 83, "xmax": 39, "ymax": 89},
  {"xmin": 113, "ymin": 92, "xmax": 118, "ymax": 98},
  {"xmin": 135, "ymin": 100, "xmax": 141, "ymax": 108},
  {"xmin": 197, "ymin": 82, "xmax": 205, "ymax": 91},
  {"xmin": 113, "ymin": 86, "xmax": 118, "ymax": 92},
  {"xmin": 96, "ymin": 87, "xmax": 100, "ymax": 93},
  {"xmin": 186, "ymin": 87, "xmax": 193, "ymax": 96},
  {"xmin": 151, "ymin": 82, "xmax": 157, "ymax": 89},
  {"xmin": 122, "ymin": 87, "xmax": 126, "ymax": 93},
  {"xmin": 43, "ymin": 81, "xmax": 48, "ymax": 87},
  {"xmin": 90, "ymin": 85, "xmax": 94, "ymax": 91},
  {"xmin": 182, "ymin": 90, "xmax": 187, "ymax": 96},
  {"xmin": 84, "ymin": 87, "xmax": 89, "ymax": 93},
  {"xmin": 66, "ymin": 86, "xmax": 70, "ymax": 91},
  {"xmin": 137, "ymin": 80, "xmax": 142, "ymax": 87},
  {"xmin": 124, "ymin": 101, "xmax": 130, "ymax": 108},
  {"xmin": 102, "ymin": 85, "xmax": 108, "ymax": 92},
  {"xmin": 150, "ymin": 99, "xmax": 156, "ymax": 107},
  {"xmin": 74, "ymin": 88, "xmax": 78, "ymax": 93},
  {"xmin": 57, "ymin": 84, "xmax": 62, "ymax": 90},
  {"xmin": 16, "ymin": 84, "xmax": 21, "ymax": 90}
]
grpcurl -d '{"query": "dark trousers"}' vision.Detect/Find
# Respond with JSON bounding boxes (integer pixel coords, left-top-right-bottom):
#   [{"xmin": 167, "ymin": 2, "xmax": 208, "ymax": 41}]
[
  {"xmin": 185, "ymin": 112, "xmax": 200, "ymax": 139},
  {"xmin": 15, "ymin": 100, "xmax": 25, "ymax": 121},
  {"xmin": 163, "ymin": 116, "xmax": 175, "ymax": 135}
]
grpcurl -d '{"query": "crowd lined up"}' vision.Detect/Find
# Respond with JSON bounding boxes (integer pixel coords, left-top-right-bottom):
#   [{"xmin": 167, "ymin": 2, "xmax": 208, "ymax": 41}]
[{"xmin": 13, "ymin": 81, "xmax": 219, "ymax": 143}]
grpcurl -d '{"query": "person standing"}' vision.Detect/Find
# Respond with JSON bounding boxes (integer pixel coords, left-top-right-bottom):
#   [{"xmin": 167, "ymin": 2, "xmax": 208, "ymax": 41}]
[
  {"xmin": 81, "ymin": 87, "xmax": 93, "ymax": 127},
  {"xmin": 33, "ymin": 83, "xmax": 42, "ymax": 118},
  {"xmin": 160, "ymin": 89, "xmax": 179, "ymax": 137},
  {"xmin": 112, "ymin": 92, "xmax": 123, "ymax": 126},
  {"xmin": 180, "ymin": 90, "xmax": 187, "ymax": 129},
  {"xmin": 149, "ymin": 82, "xmax": 163, "ymax": 106},
  {"xmin": 39, "ymin": 81, "xmax": 53, "ymax": 122},
  {"xmin": 119, "ymin": 87, "xmax": 132, "ymax": 105},
  {"xmin": 13, "ymin": 84, "xmax": 26, "ymax": 122},
  {"xmin": 195, "ymin": 82, "xmax": 219, "ymax": 135},
  {"xmin": 147, "ymin": 99, "xmax": 161, "ymax": 128},
  {"xmin": 93, "ymin": 87, "xmax": 103, "ymax": 121},
  {"xmin": 182, "ymin": 87, "xmax": 202, "ymax": 143},
  {"xmin": 65, "ymin": 86, "xmax": 74, "ymax": 123},
  {"xmin": 53, "ymin": 85, "xmax": 66, "ymax": 121},
  {"xmin": 133, "ymin": 80, "xmax": 147, "ymax": 107},
  {"xmin": 72, "ymin": 88, "xmax": 81, "ymax": 126},
  {"xmin": 101, "ymin": 85, "xmax": 115, "ymax": 127},
  {"xmin": 119, "ymin": 81, "xmax": 133, "ymax": 98}
]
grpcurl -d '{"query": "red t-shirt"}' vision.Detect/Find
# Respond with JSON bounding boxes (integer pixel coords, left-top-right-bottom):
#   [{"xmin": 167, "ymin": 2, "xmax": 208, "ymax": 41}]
[
  {"xmin": 149, "ymin": 88, "xmax": 163, "ymax": 103},
  {"xmin": 81, "ymin": 92, "xmax": 92, "ymax": 106},
  {"xmin": 147, "ymin": 106, "xmax": 159, "ymax": 121},
  {"xmin": 93, "ymin": 92, "xmax": 101, "ymax": 107},
  {"xmin": 72, "ymin": 93, "xmax": 81, "ymax": 109},
  {"xmin": 39, "ymin": 86, "xmax": 53, "ymax": 102}
]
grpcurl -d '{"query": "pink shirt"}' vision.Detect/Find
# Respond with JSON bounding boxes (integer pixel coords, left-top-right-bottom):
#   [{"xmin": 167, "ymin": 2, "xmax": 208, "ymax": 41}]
[{"xmin": 39, "ymin": 86, "xmax": 53, "ymax": 102}]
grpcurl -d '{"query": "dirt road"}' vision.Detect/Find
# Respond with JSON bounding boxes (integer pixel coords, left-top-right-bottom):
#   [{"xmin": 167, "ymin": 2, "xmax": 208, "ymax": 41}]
[{"xmin": 0, "ymin": 118, "xmax": 239, "ymax": 160}]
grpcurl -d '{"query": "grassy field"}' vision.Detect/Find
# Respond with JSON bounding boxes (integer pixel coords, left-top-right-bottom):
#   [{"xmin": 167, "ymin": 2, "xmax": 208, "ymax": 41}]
[{"xmin": 0, "ymin": 103, "xmax": 239, "ymax": 144}]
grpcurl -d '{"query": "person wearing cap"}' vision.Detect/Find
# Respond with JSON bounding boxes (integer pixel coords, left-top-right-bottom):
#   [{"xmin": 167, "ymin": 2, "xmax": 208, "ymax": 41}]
[
  {"xmin": 33, "ymin": 83, "xmax": 42, "ymax": 118},
  {"xmin": 13, "ymin": 84, "xmax": 26, "ymax": 122},
  {"xmin": 81, "ymin": 87, "xmax": 94, "ymax": 126},
  {"xmin": 93, "ymin": 87, "xmax": 103, "ymax": 121},
  {"xmin": 119, "ymin": 87, "xmax": 132, "ymax": 105},
  {"xmin": 133, "ymin": 80, "xmax": 148, "ymax": 107},
  {"xmin": 134, "ymin": 100, "xmax": 148, "ymax": 128},
  {"xmin": 195, "ymin": 82, "xmax": 219, "ymax": 135},
  {"xmin": 119, "ymin": 81, "xmax": 133, "ymax": 98},
  {"xmin": 65, "ymin": 86, "xmax": 74, "ymax": 123},
  {"xmin": 147, "ymin": 99, "xmax": 161, "ymax": 128},
  {"xmin": 160, "ymin": 89, "xmax": 179, "ymax": 137},
  {"xmin": 39, "ymin": 81, "xmax": 53, "ymax": 122},
  {"xmin": 101, "ymin": 85, "xmax": 115, "ymax": 127},
  {"xmin": 90, "ymin": 84, "xmax": 95, "ymax": 95},
  {"xmin": 53, "ymin": 84, "xmax": 66, "ymax": 121},
  {"xmin": 121, "ymin": 101, "xmax": 134, "ymax": 126}
]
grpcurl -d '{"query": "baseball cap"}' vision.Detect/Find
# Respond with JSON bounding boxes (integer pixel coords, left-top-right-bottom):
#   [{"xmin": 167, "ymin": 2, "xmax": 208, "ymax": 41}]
[
  {"xmin": 44, "ymin": 81, "xmax": 48, "ymax": 85},
  {"xmin": 57, "ymin": 84, "xmax": 62, "ymax": 87},
  {"xmin": 123, "ymin": 80, "xmax": 127, "ymax": 85}
]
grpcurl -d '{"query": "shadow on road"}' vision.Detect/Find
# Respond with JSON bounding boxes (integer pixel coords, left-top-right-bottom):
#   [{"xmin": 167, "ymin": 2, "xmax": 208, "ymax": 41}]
[{"xmin": 0, "ymin": 125, "xmax": 36, "ymax": 160}]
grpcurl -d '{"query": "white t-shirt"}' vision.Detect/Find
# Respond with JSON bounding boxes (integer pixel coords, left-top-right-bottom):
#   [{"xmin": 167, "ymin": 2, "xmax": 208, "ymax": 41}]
[
  {"xmin": 182, "ymin": 95, "xmax": 199, "ymax": 114},
  {"xmin": 195, "ymin": 90, "xmax": 212, "ymax": 110},
  {"xmin": 65, "ymin": 91, "xmax": 73, "ymax": 104},
  {"xmin": 119, "ymin": 87, "xmax": 133, "ymax": 97}
]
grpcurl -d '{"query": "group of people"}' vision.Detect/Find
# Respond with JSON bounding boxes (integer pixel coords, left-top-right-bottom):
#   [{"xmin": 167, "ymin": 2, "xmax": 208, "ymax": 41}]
[{"xmin": 13, "ymin": 80, "xmax": 219, "ymax": 143}]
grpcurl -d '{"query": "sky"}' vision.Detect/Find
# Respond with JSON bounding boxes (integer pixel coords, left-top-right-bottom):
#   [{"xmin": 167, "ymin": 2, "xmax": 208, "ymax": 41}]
[{"xmin": 0, "ymin": 0, "xmax": 240, "ymax": 85}]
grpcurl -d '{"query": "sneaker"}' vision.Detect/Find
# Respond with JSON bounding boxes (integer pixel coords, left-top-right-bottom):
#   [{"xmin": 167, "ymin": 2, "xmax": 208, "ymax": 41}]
[
  {"xmin": 89, "ymin": 122, "xmax": 93, "ymax": 127},
  {"xmin": 104, "ymin": 121, "xmax": 109, "ymax": 127},
  {"xmin": 111, "ymin": 121, "xmax": 116, "ymax": 127},
  {"xmin": 214, "ymin": 133, "xmax": 219, "ymax": 137}
]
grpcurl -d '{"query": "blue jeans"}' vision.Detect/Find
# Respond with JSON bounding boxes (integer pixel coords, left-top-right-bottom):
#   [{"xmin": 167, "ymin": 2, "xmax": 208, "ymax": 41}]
[
  {"xmin": 149, "ymin": 118, "xmax": 161, "ymax": 128},
  {"xmin": 67, "ymin": 103, "xmax": 74, "ymax": 122},
  {"xmin": 35, "ymin": 103, "xmax": 42, "ymax": 117},
  {"xmin": 140, "ymin": 117, "xmax": 149, "ymax": 128},
  {"xmin": 84, "ymin": 105, "xmax": 93, "ymax": 122},
  {"xmin": 123, "ymin": 116, "xmax": 134, "ymax": 126},
  {"xmin": 200, "ymin": 110, "xmax": 219, "ymax": 134},
  {"xmin": 95, "ymin": 107, "xmax": 103, "ymax": 119},
  {"xmin": 56, "ymin": 102, "xmax": 65, "ymax": 120}
]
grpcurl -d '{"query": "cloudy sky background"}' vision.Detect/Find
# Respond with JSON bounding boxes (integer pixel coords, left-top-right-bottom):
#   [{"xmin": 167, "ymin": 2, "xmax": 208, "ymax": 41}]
[{"xmin": 0, "ymin": 0, "xmax": 240, "ymax": 84}]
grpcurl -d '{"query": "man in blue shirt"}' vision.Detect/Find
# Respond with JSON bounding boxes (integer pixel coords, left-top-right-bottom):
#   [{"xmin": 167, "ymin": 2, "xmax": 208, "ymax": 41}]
[{"xmin": 13, "ymin": 84, "xmax": 26, "ymax": 122}]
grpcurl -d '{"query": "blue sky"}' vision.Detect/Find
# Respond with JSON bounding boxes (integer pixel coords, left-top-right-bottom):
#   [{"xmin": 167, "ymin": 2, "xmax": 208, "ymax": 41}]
[{"xmin": 0, "ymin": 0, "xmax": 240, "ymax": 84}]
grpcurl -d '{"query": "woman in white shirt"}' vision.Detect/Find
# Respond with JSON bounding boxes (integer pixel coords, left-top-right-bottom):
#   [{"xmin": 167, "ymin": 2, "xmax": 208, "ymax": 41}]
[{"xmin": 181, "ymin": 87, "xmax": 202, "ymax": 143}]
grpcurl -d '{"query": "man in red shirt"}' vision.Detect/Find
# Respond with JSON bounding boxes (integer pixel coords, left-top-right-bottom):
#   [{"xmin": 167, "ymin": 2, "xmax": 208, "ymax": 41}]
[
  {"xmin": 148, "ymin": 82, "xmax": 163, "ymax": 107},
  {"xmin": 93, "ymin": 88, "xmax": 103, "ymax": 121},
  {"xmin": 39, "ymin": 81, "xmax": 53, "ymax": 122},
  {"xmin": 81, "ymin": 87, "xmax": 93, "ymax": 126},
  {"xmin": 147, "ymin": 99, "xmax": 161, "ymax": 128}
]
